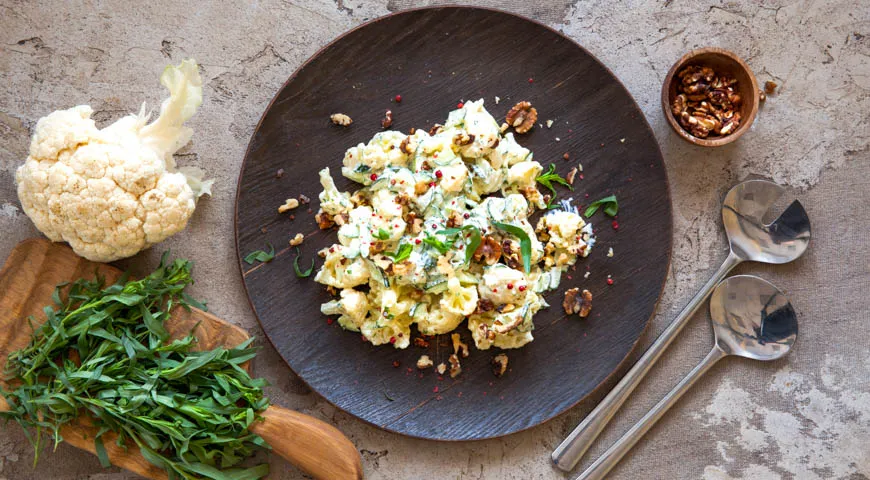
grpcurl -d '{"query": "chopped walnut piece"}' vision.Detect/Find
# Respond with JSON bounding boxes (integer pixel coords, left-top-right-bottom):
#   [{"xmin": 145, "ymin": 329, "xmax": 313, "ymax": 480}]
[
  {"xmin": 496, "ymin": 303, "xmax": 516, "ymax": 314},
  {"xmin": 473, "ymin": 235, "xmax": 502, "ymax": 265},
  {"xmin": 391, "ymin": 261, "xmax": 413, "ymax": 276},
  {"xmin": 501, "ymin": 239, "xmax": 522, "ymax": 270},
  {"xmin": 519, "ymin": 186, "xmax": 543, "ymax": 206},
  {"xmin": 315, "ymin": 210, "xmax": 334, "ymax": 229},
  {"xmin": 416, "ymin": 355, "xmax": 434, "ymax": 369},
  {"xmin": 492, "ymin": 354, "xmax": 509, "ymax": 377},
  {"xmin": 672, "ymin": 65, "xmax": 742, "ymax": 138},
  {"xmin": 330, "ymin": 113, "xmax": 352, "ymax": 126},
  {"xmin": 764, "ymin": 81, "xmax": 778, "ymax": 95},
  {"xmin": 475, "ymin": 298, "xmax": 495, "ymax": 314},
  {"xmin": 381, "ymin": 110, "xmax": 393, "ymax": 128},
  {"xmin": 493, "ymin": 312, "xmax": 523, "ymax": 334},
  {"xmin": 413, "ymin": 337, "xmax": 430, "ymax": 348},
  {"xmin": 477, "ymin": 322, "xmax": 497, "ymax": 341},
  {"xmin": 399, "ymin": 135, "xmax": 416, "ymax": 154},
  {"xmin": 446, "ymin": 211, "xmax": 464, "ymax": 228},
  {"xmin": 414, "ymin": 181, "xmax": 429, "ymax": 196},
  {"xmin": 448, "ymin": 354, "xmax": 462, "ymax": 378},
  {"xmin": 333, "ymin": 213, "xmax": 349, "ymax": 226},
  {"xmin": 409, "ymin": 217, "xmax": 423, "ymax": 234},
  {"xmin": 289, "ymin": 233, "xmax": 304, "ymax": 246},
  {"xmin": 429, "ymin": 124, "xmax": 443, "ymax": 135},
  {"xmin": 453, "ymin": 132, "xmax": 475, "ymax": 146},
  {"xmin": 505, "ymin": 101, "xmax": 538, "ymax": 134},
  {"xmin": 566, "ymin": 167, "xmax": 578, "ymax": 185},
  {"xmin": 369, "ymin": 241, "xmax": 387, "ymax": 255},
  {"xmin": 278, "ymin": 198, "xmax": 299, "ymax": 213},
  {"xmin": 451, "ymin": 333, "xmax": 469, "ymax": 358}
]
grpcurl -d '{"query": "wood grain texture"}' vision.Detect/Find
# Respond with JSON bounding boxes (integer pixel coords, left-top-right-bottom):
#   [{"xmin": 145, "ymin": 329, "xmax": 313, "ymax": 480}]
[
  {"xmin": 0, "ymin": 239, "xmax": 362, "ymax": 480},
  {"xmin": 235, "ymin": 7, "xmax": 672, "ymax": 441}
]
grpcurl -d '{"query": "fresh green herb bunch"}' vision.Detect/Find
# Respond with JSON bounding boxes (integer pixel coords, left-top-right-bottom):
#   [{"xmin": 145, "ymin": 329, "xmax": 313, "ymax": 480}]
[{"xmin": 1, "ymin": 254, "xmax": 271, "ymax": 480}]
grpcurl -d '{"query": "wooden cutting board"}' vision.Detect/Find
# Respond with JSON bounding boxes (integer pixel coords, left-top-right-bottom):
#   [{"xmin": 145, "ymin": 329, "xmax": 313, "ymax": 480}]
[{"xmin": 0, "ymin": 239, "xmax": 363, "ymax": 480}]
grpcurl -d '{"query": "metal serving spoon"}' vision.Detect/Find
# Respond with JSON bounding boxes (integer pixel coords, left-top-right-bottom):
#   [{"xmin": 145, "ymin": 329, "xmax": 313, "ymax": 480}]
[
  {"xmin": 553, "ymin": 179, "xmax": 811, "ymax": 471},
  {"xmin": 575, "ymin": 275, "xmax": 798, "ymax": 480}
]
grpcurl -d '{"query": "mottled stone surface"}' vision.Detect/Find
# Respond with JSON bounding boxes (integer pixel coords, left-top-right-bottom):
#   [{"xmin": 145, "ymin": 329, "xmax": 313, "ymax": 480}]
[{"xmin": 0, "ymin": 1, "xmax": 868, "ymax": 479}]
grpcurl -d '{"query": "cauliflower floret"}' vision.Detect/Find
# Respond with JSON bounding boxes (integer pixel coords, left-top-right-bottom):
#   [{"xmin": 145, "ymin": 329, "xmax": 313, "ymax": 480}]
[
  {"xmin": 370, "ymin": 188, "xmax": 403, "ymax": 219},
  {"xmin": 537, "ymin": 210, "xmax": 593, "ymax": 265},
  {"xmin": 540, "ymin": 210, "xmax": 584, "ymax": 248},
  {"xmin": 416, "ymin": 305, "xmax": 464, "ymax": 335},
  {"xmin": 318, "ymin": 167, "xmax": 352, "ymax": 215},
  {"xmin": 342, "ymin": 131, "xmax": 408, "ymax": 176},
  {"xmin": 361, "ymin": 319, "xmax": 411, "ymax": 348},
  {"xmin": 314, "ymin": 246, "xmax": 370, "ymax": 288},
  {"xmin": 478, "ymin": 265, "xmax": 527, "ymax": 305},
  {"xmin": 437, "ymin": 163, "xmax": 468, "ymax": 193},
  {"xmin": 489, "ymin": 132, "xmax": 530, "ymax": 168},
  {"xmin": 320, "ymin": 288, "xmax": 369, "ymax": 331},
  {"xmin": 15, "ymin": 59, "xmax": 212, "ymax": 262},
  {"xmin": 440, "ymin": 277, "xmax": 479, "ymax": 316},
  {"xmin": 507, "ymin": 161, "xmax": 543, "ymax": 188},
  {"xmin": 450, "ymin": 99, "xmax": 501, "ymax": 159}
]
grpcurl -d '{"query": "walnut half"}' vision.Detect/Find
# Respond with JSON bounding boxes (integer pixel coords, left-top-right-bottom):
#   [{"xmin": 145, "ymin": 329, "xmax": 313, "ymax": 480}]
[
  {"xmin": 563, "ymin": 288, "xmax": 593, "ymax": 317},
  {"xmin": 505, "ymin": 101, "xmax": 538, "ymax": 134}
]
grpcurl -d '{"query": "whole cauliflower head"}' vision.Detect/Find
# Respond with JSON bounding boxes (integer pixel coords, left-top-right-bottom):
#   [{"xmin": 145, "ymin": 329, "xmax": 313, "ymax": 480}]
[{"xmin": 16, "ymin": 59, "xmax": 213, "ymax": 262}]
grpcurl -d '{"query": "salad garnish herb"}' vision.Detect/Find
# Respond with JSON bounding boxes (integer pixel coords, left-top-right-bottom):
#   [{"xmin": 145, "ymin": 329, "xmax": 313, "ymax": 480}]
[
  {"xmin": 244, "ymin": 243, "xmax": 275, "ymax": 265},
  {"xmin": 492, "ymin": 222, "xmax": 532, "ymax": 273},
  {"xmin": 584, "ymin": 195, "xmax": 619, "ymax": 218}
]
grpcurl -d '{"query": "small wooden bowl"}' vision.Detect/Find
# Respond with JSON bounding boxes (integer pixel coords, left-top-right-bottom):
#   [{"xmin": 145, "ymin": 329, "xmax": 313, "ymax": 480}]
[{"xmin": 662, "ymin": 47, "xmax": 759, "ymax": 147}]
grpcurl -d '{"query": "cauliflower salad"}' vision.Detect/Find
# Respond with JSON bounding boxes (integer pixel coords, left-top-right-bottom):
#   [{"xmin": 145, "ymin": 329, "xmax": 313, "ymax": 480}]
[{"xmin": 314, "ymin": 100, "xmax": 593, "ymax": 350}]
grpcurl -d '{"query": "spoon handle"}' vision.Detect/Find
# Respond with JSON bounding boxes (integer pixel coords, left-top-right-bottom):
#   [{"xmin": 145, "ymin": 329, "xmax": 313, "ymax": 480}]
[
  {"xmin": 552, "ymin": 251, "xmax": 741, "ymax": 471},
  {"xmin": 575, "ymin": 347, "xmax": 727, "ymax": 480}
]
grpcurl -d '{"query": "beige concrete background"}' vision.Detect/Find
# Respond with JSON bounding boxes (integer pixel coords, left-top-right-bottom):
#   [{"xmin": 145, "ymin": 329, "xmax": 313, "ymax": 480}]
[{"xmin": 1, "ymin": 1, "xmax": 868, "ymax": 479}]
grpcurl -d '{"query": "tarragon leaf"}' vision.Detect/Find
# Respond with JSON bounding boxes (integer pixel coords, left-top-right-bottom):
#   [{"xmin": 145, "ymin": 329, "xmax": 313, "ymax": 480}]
[
  {"xmin": 293, "ymin": 248, "xmax": 315, "ymax": 278},
  {"xmin": 492, "ymin": 222, "xmax": 532, "ymax": 273},
  {"xmin": 243, "ymin": 243, "xmax": 275, "ymax": 265},
  {"xmin": 383, "ymin": 242, "xmax": 413, "ymax": 263},
  {"xmin": 584, "ymin": 195, "xmax": 619, "ymax": 218}
]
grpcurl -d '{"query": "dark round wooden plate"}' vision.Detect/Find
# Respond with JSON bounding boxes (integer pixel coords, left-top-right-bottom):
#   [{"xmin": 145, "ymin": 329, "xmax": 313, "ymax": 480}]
[{"xmin": 235, "ymin": 6, "xmax": 671, "ymax": 441}]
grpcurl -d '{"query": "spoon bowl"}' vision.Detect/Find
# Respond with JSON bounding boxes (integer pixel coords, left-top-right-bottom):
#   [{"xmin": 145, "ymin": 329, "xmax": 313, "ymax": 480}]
[
  {"xmin": 710, "ymin": 275, "xmax": 797, "ymax": 361},
  {"xmin": 722, "ymin": 180, "xmax": 811, "ymax": 264},
  {"xmin": 574, "ymin": 275, "xmax": 798, "ymax": 480}
]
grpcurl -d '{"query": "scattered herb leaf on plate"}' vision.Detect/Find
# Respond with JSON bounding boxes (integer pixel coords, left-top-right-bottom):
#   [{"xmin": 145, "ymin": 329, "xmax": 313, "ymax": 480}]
[
  {"xmin": 244, "ymin": 243, "xmax": 276, "ymax": 264},
  {"xmin": 584, "ymin": 195, "xmax": 619, "ymax": 218},
  {"xmin": 536, "ymin": 163, "xmax": 573, "ymax": 208},
  {"xmin": 294, "ymin": 248, "xmax": 316, "ymax": 277}
]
